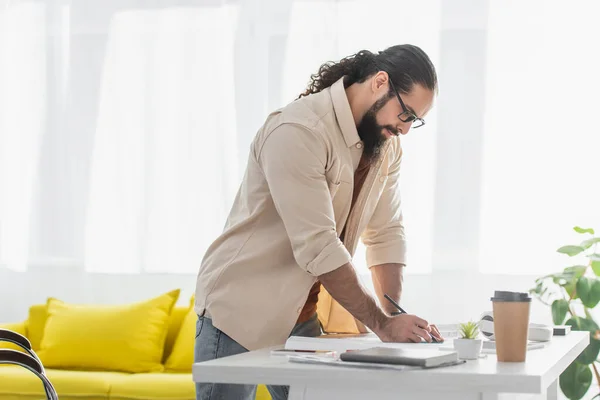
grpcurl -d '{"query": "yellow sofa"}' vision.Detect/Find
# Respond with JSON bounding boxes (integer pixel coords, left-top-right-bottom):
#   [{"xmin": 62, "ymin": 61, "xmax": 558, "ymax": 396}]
[{"xmin": 0, "ymin": 298, "xmax": 271, "ymax": 400}]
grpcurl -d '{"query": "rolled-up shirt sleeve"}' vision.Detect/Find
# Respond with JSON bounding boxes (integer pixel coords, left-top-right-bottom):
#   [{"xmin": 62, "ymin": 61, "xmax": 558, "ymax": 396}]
[
  {"xmin": 361, "ymin": 150, "xmax": 407, "ymax": 267},
  {"xmin": 256, "ymin": 123, "xmax": 352, "ymax": 276}
]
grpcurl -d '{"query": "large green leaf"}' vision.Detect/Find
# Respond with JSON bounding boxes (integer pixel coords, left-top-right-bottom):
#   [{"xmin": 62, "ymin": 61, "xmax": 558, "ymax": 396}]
[
  {"xmin": 576, "ymin": 277, "xmax": 600, "ymax": 308},
  {"xmin": 558, "ymin": 245, "xmax": 586, "ymax": 256},
  {"xmin": 552, "ymin": 299, "xmax": 569, "ymax": 325},
  {"xmin": 566, "ymin": 316, "xmax": 599, "ymax": 333},
  {"xmin": 574, "ymin": 226, "xmax": 595, "ymax": 235},
  {"xmin": 547, "ymin": 266, "xmax": 587, "ymax": 299},
  {"xmin": 551, "ymin": 266, "xmax": 587, "ymax": 286},
  {"xmin": 564, "ymin": 265, "xmax": 588, "ymax": 279},
  {"xmin": 579, "ymin": 340, "xmax": 600, "ymax": 365},
  {"xmin": 581, "ymin": 237, "xmax": 600, "ymax": 249},
  {"xmin": 592, "ymin": 261, "xmax": 600, "ymax": 276},
  {"xmin": 563, "ymin": 281, "xmax": 577, "ymax": 298},
  {"xmin": 560, "ymin": 362, "xmax": 592, "ymax": 400},
  {"xmin": 566, "ymin": 317, "xmax": 600, "ymax": 364}
]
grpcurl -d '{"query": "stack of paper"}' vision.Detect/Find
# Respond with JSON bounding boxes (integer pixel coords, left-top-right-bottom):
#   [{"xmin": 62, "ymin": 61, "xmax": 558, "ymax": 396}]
[
  {"xmin": 481, "ymin": 340, "xmax": 546, "ymax": 352},
  {"xmin": 285, "ymin": 334, "xmax": 446, "ymax": 354}
]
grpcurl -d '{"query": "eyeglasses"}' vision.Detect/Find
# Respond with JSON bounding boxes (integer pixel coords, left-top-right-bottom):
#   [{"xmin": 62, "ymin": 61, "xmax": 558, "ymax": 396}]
[{"xmin": 388, "ymin": 79, "xmax": 425, "ymax": 129}]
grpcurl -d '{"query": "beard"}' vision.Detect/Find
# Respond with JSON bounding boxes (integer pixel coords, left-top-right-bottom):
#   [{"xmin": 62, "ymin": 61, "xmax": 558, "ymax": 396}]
[{"xmin": 357, "ymin": 94, "xmax": 398, "ymax": 163}]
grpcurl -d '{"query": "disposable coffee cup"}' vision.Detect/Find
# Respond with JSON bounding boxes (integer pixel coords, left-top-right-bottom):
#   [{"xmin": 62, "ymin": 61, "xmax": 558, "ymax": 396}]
[{"xmin": 491, "ymin": 290, "xmax": 531, "ymax": 362}]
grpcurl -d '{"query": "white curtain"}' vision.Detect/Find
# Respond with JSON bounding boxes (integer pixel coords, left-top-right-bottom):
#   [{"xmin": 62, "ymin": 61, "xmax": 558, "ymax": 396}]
[
  {"xmin": 479, "ymin": 0, "xmax": 600, "ymax": 274},
  {"xmin": 84, "ymin": 7, "xmax": 239, "ymax": 274},
  {"xmin": 2, "ymin": 0, "xmax": 598, "ymax": 276},
  {"xmin": 0, "ymin": 0, "xmax": 440, "ymax": 274},
  {"xmin": 0, "ymin": 1, "xmax": 46, "ymax": 272}
]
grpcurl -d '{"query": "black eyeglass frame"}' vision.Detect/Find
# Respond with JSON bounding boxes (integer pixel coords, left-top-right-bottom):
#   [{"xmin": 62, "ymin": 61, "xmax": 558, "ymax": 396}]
[{"xmin": 388, "ymin": 79, "xmax": 425, "ymax": 129}]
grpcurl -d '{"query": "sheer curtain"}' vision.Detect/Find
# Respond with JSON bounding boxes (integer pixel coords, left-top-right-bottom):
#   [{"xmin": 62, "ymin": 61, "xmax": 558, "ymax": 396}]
[
  {"xmin": 5, "ymin": 0, "xmax": 597, "ymax": 278},
  {"xmin": 84, "ymin": 6, "xmax": 239, "ymax": 274},
  {"xmin": 479, "ymin": 0, "xmax": 600, "ymax": 274},
  {"xmin": 0, "ymin": 0, "xmax": 440, "ymax": 274},
  {"xmin": 0, "ymin": 1, "xmax": 46, "ymax": 272}
]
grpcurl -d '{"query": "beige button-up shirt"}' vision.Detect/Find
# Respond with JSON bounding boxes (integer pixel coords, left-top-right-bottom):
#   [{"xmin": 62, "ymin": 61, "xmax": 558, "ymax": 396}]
[{"xmin": 194, "ymin": 77, "xmax": 407, "ymax": 350}]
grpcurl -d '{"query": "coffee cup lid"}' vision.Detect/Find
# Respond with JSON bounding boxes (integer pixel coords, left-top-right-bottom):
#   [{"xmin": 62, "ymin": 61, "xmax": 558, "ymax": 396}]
[{"xmin": 490, "ymin": 290, "xmax": 531, "ymax": 302}]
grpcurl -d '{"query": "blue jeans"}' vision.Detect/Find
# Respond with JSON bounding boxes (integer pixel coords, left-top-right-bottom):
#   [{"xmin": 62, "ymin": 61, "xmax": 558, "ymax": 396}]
[{"xmin": 194, "ymin": 313, "xmax": 322, "ymax": 400}]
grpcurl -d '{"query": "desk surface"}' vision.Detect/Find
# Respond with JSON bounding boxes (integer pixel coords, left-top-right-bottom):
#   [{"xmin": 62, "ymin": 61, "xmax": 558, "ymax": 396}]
[{"xmin": 193, "ymin": 331, "xmax": 589, "ymax": 395}]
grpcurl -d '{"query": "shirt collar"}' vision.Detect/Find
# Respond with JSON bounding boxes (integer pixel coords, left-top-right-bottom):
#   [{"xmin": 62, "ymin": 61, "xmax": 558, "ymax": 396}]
[{"xmin": 330, "ymin": 77, "xmax": 361, "ymax": 148}]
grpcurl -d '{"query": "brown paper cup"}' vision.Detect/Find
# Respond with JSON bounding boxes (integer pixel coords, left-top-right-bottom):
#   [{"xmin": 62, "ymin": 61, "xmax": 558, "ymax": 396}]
[{"xmin": 491, "ymin": 291, "xmax": 531, "ymax": 362}]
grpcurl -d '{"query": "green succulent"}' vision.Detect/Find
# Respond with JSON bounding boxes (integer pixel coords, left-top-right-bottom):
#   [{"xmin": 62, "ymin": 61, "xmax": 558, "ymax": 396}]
[{"xmin": 459, "ymin": 321, "xmax": 480, "ymax": 339}]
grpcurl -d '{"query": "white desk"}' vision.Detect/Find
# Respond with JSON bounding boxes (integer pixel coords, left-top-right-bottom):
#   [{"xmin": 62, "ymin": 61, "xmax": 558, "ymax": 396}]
[{"xmin": 193, "ymin": 331, "xmax": 589, "ymax": 400}]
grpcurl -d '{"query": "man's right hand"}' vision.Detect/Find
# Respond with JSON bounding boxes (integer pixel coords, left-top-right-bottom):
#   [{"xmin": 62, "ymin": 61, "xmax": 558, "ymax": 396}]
[
  {"xmin": 319, "ymin": 262, "xmax": 436, "ymax": 344},
  {"xmin": 375, "ymin": 314, "xmax": 434, "ymax": 343}
]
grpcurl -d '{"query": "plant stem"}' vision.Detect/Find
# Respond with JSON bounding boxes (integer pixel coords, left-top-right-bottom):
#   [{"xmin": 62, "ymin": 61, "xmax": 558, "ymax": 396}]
[
  {"xmin": 592, "ymin": 363, "xmax": 600, "ymax": 392},
  {"xmin": 562, "ymin": 286, "xmax": 578, "ymax": 317}
]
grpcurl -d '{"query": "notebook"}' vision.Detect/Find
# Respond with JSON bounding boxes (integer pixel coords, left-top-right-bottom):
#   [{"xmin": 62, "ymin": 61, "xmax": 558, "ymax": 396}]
[{"xmin": 339, "ymin": 347, "xmax": 459, "ymax": 368}]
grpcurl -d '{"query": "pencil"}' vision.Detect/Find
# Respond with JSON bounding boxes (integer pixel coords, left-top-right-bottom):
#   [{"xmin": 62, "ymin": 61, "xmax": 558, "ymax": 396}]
[{"xmin": 383, "ymin": 293, "xmax": 438, "ymax": 343}]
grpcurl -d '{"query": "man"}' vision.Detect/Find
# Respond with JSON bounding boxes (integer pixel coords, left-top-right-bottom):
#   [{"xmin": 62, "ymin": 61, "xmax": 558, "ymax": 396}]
[{"xmin": 194, "ymin": 44, "xmax": 443, "ymax": 400}]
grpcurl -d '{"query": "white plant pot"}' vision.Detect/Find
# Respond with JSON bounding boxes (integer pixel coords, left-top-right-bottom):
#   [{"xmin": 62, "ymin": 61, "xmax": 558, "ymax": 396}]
[{"xmin": 453, "ymin": 338, "xmax": 483, "ymax": 360}]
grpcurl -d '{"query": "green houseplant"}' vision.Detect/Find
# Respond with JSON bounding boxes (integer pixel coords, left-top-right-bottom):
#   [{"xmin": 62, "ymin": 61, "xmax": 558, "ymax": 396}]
[
  {"xmin": 459, "ymin": 321, "xmax": 480, "ymax": 339},
  {"xmin": 453, "ymin": 321, "xmax": 482, "ymax": 359},
  {"xmin": 530, "ymin": 226, "xmax": 600, "ymax": 400}
]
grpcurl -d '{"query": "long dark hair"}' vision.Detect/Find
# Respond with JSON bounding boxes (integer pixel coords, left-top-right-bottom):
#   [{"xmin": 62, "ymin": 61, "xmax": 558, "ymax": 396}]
[{"xmin": 297, "ymin": 44, "xmax": 437, "ymax": 99}]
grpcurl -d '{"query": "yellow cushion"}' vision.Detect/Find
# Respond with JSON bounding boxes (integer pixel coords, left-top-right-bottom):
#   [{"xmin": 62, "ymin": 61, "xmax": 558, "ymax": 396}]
[
  {"xmin": 109, "ymin": 372, "xmax": 194, "ymax": 400},
  {"xmin": 256, "ymin": 384, "xmax": 272, "ymax": 400},
  {"xmin": 163, "ymin": 305, "xmax": 189, "ymax": 363},
  {"xmin": 23, "ymin": 302, "xmax": 188, "ymax": 359},
  {"xmin": 0, "ymin": 321, "xmax": 28, "ymax": 352},
  {"xmin": 27, "ymin": 304, "xmax": 48, "ymax": 351},
  {"xmin": 0, "ymin": 365, "xmax": 123, "ymax": 400},
  {"xmin": 164, "ymin": 297, "xmax": 196, "ymax": 371},
  {"xmin": 37, "ymin": 289, "xmax": 180, "ymax": 373}
]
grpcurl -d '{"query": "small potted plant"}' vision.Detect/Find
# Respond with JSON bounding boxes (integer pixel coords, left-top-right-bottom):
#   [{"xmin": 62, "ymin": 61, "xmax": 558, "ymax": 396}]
[{"xmin": 453, "ymin": 321, "xmax": 483, "ymax": 360}]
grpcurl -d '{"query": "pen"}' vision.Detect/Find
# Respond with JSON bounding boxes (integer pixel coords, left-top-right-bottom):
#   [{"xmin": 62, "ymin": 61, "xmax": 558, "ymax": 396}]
[{"xmin": 383, "ymin": 293, "xmax": 438, "ymax": 343}]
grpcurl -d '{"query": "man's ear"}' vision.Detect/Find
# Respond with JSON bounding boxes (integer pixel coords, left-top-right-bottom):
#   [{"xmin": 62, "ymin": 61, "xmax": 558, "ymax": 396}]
[{"xmin": 371, "ymin": 71, "xmax": 389, "ymax": 95}]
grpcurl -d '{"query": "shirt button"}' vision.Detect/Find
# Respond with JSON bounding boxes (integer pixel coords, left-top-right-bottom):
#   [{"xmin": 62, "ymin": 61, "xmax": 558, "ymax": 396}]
[
  {"xmin": 297, "ymin": 307, "xmax": 302, "ymax": 313},
  {"xmin": 356, "ymin": 142, "xmax": 363, "ymax": 149},
  {"xmin": 379, "ymin": 176, "xmax": 386, "ymax": 183}
]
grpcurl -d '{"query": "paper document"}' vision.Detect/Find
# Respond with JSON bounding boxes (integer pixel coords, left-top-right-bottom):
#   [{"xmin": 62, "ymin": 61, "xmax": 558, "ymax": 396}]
[
  {"xmin": 285, "ymin": 334, "xmax": 446, "ymax": 353},
  {"xmin": 287, "ymin": 354, "xmax": 466, "ymax": 371},
  {"xmin": 438, "ymin": 340, "xmax": 546, "ymax": 354},
  {"xmin": 287, "ymin": 354, "xmax": 411, "ymax": 371},
  {"xmin": 482, "ymin": 340, "xmax": 546, "ymax": 352}
]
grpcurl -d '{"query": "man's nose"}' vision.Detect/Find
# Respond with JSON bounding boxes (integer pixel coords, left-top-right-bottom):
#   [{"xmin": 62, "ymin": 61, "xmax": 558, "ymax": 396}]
[{"xmin": 397, "ymin": 121, "xmax": 412, "ymax": 135}]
